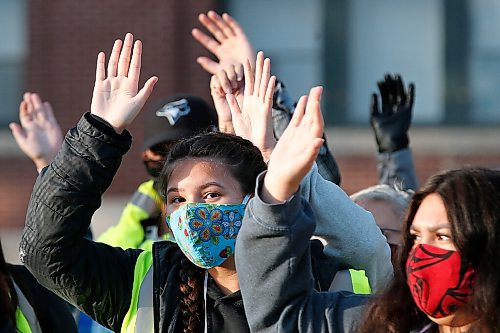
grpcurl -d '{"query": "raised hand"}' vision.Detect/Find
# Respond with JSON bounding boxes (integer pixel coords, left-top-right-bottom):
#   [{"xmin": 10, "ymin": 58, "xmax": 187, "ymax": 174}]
[
  {"xmin": 9, "ymin": 93, "xmax": 63, "ymax": 172},
  {"xmin": 262, "ymin": 87, "xmax": 325, "ymax": 203},
  {"xmin": 91, "ymin": 33, "xmax": 158, "ymax": 133},
  {"xmin": 226, "ymin": 51, "xmax": 276, "ymax": 161},
  {"xmin": 192, "ymin": 11, "xmax": 255, "ymax": 76},
  {"xmin": 370, "ymin": 74, "xmax": 415, "ymax": 153},
  {"xmin": 209, "ymin": 65, "xmax": 245, "ymax": 134}
]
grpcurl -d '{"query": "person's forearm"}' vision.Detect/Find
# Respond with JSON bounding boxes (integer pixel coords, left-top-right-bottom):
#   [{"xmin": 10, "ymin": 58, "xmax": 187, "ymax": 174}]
[
  {"xmin": 237, "ymin": 173, "xmax": 369, "ymax": 332},
  {"xmin": 299, "ymin": 163, "xmax": 393, "ymax": 292},
  {"xmin": 377, "ymin": 147, "xmax": 418, "ymax": 191},
  {"xmin": 20, "ymin": 113, "xmax": 138, "ymax": 330}
]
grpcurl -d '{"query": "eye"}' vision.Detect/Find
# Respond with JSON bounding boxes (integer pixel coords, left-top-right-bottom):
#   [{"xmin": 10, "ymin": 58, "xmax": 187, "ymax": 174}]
[
  {"xmin": 408, "ymin": 232, "xmax": 421, "ymax": 242},
  {"xmin": 204, "ymin": 192, "xmax": 221, "ymax": 200},
  {"xmin": 437, "ymin": 233, "xmax": 451, "ymax": 241},
  {"xmin": 169, "ymin": 196, "xmax": 185, "ymax": 204}
]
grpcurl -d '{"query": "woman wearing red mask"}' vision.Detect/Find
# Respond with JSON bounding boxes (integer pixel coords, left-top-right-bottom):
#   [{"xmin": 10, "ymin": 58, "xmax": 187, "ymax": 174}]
[
  {"xmin": 238, "ymin": 167, "xmax": 498, "ymax": 332},
  {"xmin": 358, "ymin": 167, "xmax": 500, "ymax": 332}
]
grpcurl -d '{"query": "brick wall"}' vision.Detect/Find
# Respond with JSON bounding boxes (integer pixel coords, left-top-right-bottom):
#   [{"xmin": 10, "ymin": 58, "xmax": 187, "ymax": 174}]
[
  {"xmin": 0, "ymin": 0, "xmax": 216, "ymax": 228},
  {"xmin": 2, "ymin": 1, "xmax": 500, "ymax": 229},
  {"xmin": 338, "ymin": 153, "xmax": 500, "ymax": 196}
]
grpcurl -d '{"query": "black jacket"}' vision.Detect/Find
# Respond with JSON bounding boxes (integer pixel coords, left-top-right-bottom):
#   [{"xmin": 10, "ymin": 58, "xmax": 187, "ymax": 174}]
[
  {"xmin": 20, "ymin": 114, "xmax": 343, "ymax": 333},
  {"xmin": 7, "ymin": 264, "xmax": 77, "ymax": 332}
]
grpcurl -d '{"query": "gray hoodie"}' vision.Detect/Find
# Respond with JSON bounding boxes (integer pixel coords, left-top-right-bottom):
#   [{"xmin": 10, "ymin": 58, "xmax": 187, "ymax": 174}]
[{"xmin": 235, "ymin": 168, "xmax": 393, "ymax": 333}]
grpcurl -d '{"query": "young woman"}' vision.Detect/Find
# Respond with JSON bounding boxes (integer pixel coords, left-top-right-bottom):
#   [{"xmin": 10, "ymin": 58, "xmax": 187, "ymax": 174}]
[
  {"xmin": 20, "ymin": 34, "xmax": 388, "ymax": 333},
  {"xmin": 236, "ymin": 167, "xmax": 500, "ymax": 332},
  {"xmin": 357, "ymin": 167, "xmax": 500, "ymax": 332}
]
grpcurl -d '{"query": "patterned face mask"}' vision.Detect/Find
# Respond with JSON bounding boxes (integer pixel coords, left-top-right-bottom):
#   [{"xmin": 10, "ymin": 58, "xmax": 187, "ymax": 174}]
[
  {"xmin": 166, "ymin": 195, "xmax": 251, "ymax": 268},
  {"xmin": 406, "ymin": 244, "xmax": 475, "ymax": 319}
]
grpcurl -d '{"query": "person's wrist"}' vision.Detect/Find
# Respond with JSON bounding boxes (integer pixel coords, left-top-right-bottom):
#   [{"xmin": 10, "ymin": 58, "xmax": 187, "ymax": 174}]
[{"xmin": 261, "ymin": 172, "xmax": 297, "ymax": 204}]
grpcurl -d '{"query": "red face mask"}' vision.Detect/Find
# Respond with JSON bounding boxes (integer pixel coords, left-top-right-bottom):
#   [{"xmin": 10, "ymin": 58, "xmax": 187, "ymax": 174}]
[{"xmin": 406, "ymin": 244, "xmax": 475, "ymax": 318}]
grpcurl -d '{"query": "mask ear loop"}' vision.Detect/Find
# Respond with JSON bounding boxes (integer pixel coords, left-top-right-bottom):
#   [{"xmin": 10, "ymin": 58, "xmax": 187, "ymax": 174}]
[
  {"xmin": 242, "ymin": 194, "xmax": 252, "ymax": 205},
  {"xmin": 204, "ymin": 271, "xmax": 209, "ymax": 333}
]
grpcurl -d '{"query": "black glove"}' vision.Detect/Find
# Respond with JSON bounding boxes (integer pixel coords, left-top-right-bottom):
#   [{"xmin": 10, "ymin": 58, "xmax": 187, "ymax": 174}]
[{"xmin": 370, "ymin": 74, "xmax": 415, "ymax": 153}]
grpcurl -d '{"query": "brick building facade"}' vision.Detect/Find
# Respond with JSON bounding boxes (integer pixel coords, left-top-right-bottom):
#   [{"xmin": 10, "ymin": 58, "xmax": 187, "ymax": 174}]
[
  {"xmin": 1, "ymin": 1, "xmax": 500, "ymax": 231},
  {"xmin": 0, "ymin": 0, "xmax": 217, "ymax": 228}
]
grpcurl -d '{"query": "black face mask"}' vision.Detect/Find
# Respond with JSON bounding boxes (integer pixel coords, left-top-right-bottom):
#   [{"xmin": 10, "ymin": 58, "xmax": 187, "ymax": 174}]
[{"xmin": 143, "ymin": 159, "xmax": 165, "ymax": 179}]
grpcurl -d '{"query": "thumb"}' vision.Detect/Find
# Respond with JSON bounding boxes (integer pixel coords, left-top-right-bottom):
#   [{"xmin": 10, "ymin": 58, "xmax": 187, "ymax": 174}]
[
  {"xmin": 196, "ymin": 57, "xmax": 219, "ymax": 75},
  {"xmin": 9, "ymin": 123, "xmax": 27, "ymax": 145},
  {"xmin": 135, "ymin": 76, "xmax": 158, "ymax": 106}
]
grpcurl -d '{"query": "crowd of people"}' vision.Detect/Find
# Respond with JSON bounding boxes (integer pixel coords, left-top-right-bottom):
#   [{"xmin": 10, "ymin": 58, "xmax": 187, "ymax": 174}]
[{"xmin": 0, "ymin": 10, "xmax": 498, "ymax": 333}]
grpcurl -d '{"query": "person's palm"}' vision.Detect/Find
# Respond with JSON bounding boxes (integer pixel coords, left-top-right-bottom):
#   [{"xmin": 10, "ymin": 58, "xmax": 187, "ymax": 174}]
[
  {"xmin": 264, "ymin": 87, "xmax": 325, "ymax": 202},
  {"xmin": 10, "ymin": 93, "xmax": 63, "ymax": 171},
  {"xmin": 90, "ymin": 33, "xmax": 157, "ymax": 133},
  {"xmin": 192, "ymin": 11, "xmax": 255, "ymax": 75}
]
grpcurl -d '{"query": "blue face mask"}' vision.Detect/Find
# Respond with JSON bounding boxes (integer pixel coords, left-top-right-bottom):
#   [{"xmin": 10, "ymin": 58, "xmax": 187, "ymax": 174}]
[{"xmin": 166, "ymin": 195, "xmax": 251, "ymax": 268}]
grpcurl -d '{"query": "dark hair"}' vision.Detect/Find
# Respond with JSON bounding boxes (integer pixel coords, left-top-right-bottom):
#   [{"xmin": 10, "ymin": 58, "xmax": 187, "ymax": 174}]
[
  {"xmin": 358, "ymin": 167, "xmax": 500, "ymax": 332},
  {"xmin": 159, "ymin": 131, "xmax": 267, "ymax": 333},
  {"xmin": 0, "ymin": 240, "xmax": 17, "ymax": 328}
]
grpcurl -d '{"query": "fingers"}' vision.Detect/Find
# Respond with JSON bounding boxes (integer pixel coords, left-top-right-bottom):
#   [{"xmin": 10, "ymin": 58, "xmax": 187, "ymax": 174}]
[
  {"xmin": 43, "ymin": 102, "xmax": 56, "ymax": 123},
  {"xmin": 191, "ymin": 28, "xmax": 220, "ymax": 56},
  {"xmin": 407, "ymin": 83, "xmax": 416, "ymax": 109},
  {"xmin": 30, "ymin": 94, "xmax": 44, "ymax": 121},
  {"xmin": 196, "ymin": 56, "xmax": 219, "ymax": 75},
  {"xmin": 259, "ymin": 58, "xmax": 271, "ymax": 100},
  {"xmin": 264, "ymin": 76, "xmax": 276, "ymax": 112},
  {"xmin": 290, "ymin": 95, "xmax": 307, "ymax": 127},
  {"xmin": 235, "ymin": 63, "xmax": 244, "ymax": 82},
  {"xmin": 95, "ymin": 52, "xmax": 106, "ymax": 81},
  {"xmin": 9, "ymin": 122, "xmax": 26, "ymax": 143},
  {"xmin": 222, "ymin": 13, "xmax": 243, "ymax": 36},
  {"xmin": 306, "ymin": 86, "xmax": 324, "ymax": 135},
  {"xmin": 135, "ymin": 76, "xmax": 158, "ymax": 106},
  {"xmin": 107, "ymin": 39, "xmax": 123, "ymax": 77},
  {"xmin": 225, "ymin": 65, "xmax": 239, "ymax": 90},
  {"xmin": 289, "ymin": 86, "xmax": 324, "ymax": 136},
  {"xmin": 385, "ymin": 74, "xmax": 396, "ymax": 107},
  {"xmin": 19, "ymin": 97, "xmax": 30, "ymax": 127},
  {"xmin": 253, "ymin": 52, "xmax": 264, "ymax": 96},
  {"xmin": 216, "ymin": 69, "xmax": 233, "ymax": 94},
  {"xmin": 395, "ymin": 74, "xmax": 405, "ymax": 104},
  {"xmin": 128, "ymin": 39, "xmax": 143, "ymax": 83},
  {"xmin": 243, "ymin": 59, "xmax": 254, "ymax": 97},
  {"xmin": 207, "ymin": 11, "xmax": 235, "ymax": 38},
  {"xmin": 226, "ymin": 93, "xmax": 243, "ymax": 118},
  {"xmin": 198, "ymin": 12, "xmax": 227, "ymax": 43},
  {"xmin": 370, "ymin": 93, "xmax": 380, "ymax": 116},
  {"xmin": 118, "ymin": 33, "xmax": 133, "ymax": 77}
]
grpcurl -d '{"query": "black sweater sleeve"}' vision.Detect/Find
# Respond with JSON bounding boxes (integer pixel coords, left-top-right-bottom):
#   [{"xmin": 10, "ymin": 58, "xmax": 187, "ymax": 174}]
[{"xmin": 20, "ymin": 113, "xmax": 142, "ymax": 331}]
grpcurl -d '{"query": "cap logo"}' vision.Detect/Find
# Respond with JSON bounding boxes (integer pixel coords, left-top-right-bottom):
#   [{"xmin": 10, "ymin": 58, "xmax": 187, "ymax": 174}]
[{"xmin": 156, "ymin": 98, "xmax": 191, "ymax": 126}]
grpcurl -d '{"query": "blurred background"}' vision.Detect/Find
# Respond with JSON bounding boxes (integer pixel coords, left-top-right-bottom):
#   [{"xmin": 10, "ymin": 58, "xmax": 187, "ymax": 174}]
[{"xmin": 1, "ymin": 0, "xmax": 499, "ymax": 262}]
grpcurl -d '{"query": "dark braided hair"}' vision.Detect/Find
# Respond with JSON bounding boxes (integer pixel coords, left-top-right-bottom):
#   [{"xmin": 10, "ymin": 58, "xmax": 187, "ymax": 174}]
[
  {"xmin": 159, "ymin": 131, "xmax": 267, "ymax": 333},
  {"xmin": 178, "ymin": 257, "xmax": 204, "ymax": 333}
]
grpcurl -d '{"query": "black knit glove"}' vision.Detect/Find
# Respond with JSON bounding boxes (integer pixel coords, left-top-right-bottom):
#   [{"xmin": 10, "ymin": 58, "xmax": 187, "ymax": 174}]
[{"xmin": 370, "ymin": 74, "xmax": 415, "ymax": 153}]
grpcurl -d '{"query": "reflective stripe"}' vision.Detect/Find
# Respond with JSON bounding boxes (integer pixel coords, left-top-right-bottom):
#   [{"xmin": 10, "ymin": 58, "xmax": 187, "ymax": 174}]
[
  {"xmin": 135, "ymin": 266, "xmax": 154, "ymax": 333},
  {"xmin": 13, "ymin": 280, "xmax": 39, "ymax": 333},
  {"xmin": 121, "ymin": 251, "xmax": 154, "ymax": 333},
  {"xmin": 130, "ymin": 192, "xmax": 159, "ymax": 216},
  {"xmin": 329, "ymin": 269, "xmax": 371, "ymax": 294},
  {"xmin": 348, "ymin": 269, "xmax": 372, "ymax": 294}
]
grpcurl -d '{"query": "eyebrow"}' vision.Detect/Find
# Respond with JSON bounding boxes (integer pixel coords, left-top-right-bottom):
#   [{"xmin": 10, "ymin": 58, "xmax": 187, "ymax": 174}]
[
  {"xmin": 166, "ymin": 182, "xmax": 225, "ymax": 196},
  {"xmin": 410, "ymin": 223, "xmax": 451, "ymax": 232}
]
